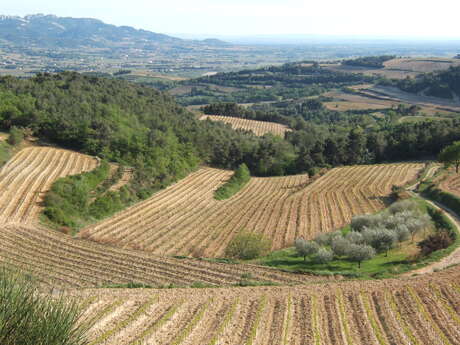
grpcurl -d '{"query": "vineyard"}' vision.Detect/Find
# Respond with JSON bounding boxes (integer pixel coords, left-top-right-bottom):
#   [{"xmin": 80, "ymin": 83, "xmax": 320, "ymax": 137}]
[
  {"xmin": 81, "ymin": 163, "xmax": 423, "ymax": 257},
  {"xmin": 0, "ymin": 146, "xmax": 97, "ymax": 224},
  {"xmin": 200, "ymin": 115, "xmax": 290, "ymax": 137},
  {"xmin": 0, "ymin": 223, "xmax": 324, "ymax": 288},
  {"xmin": 439, "ymin": 172, "xmax": 460, "ymax": 197},
  {"xmin": 72, "ymin": 266, "xmax": 460, "ymax": 345}
]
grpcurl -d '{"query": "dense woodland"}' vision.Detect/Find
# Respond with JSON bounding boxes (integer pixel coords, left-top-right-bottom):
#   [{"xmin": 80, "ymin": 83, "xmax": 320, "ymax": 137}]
[
  {"xmin": 342, "ymin": 55, "xmax": 395, "ymax": 68},
  {"xmin": 394, "ymin": 66, "xmax": 460, "ymax": 99}
]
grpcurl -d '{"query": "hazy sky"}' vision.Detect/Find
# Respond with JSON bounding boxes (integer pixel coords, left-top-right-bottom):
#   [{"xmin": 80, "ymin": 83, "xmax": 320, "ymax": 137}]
[{"xmin": 2, "ymin": 0, "xmax": 460, "ymax": 38}]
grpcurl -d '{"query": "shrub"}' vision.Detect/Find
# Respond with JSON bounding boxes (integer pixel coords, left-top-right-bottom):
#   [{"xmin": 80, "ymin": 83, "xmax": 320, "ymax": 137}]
[
  {"xmin": 0, "ymin": 268, "xmax": 88, "ymax": 345},
  {"xmin": 314, "ymin": 248, "xmax": 334, "ymax": 264},
  {"xmin": 294, "ymin": 238, "xmax": 319, "ymax": 261},
  {"xmin": 225, "ymin": 231, "xmax": 272, "ymax": 259},
  {"xmin": 418, "ymin": 230, "xmax": 453, "ymax": 256},
  {"xmin": 347, "ymin": 244, "xmax": 376, "ymax": 268}
]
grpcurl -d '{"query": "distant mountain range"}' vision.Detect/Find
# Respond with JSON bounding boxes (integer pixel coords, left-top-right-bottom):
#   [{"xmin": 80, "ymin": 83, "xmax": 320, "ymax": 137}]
[{"xmin": 0, "ymin": 14, "xmax": 229, "ymax": 49}]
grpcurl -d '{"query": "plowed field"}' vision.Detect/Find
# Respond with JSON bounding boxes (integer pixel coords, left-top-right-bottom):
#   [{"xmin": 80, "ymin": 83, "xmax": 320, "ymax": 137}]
[
  {"xmin": 81, "ymin": 163, "xmax": 423, "ymax": 257},
  {"xmin": 200, "ymin": 115, "xmax": 290, "ymax": 137},
  {"xmin": 0, "ymin": 146, "xmax": 97, "ymax": 224}
]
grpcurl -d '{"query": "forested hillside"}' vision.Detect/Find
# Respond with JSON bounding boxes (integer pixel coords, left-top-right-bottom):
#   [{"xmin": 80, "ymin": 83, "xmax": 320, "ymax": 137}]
[
  {"xmin": 396, "ymin": 66, "xmax": 460, "ymax": 99},
  {"xmin": 1, "ymin": 72, "xmax": 460, "ymax": 196}
]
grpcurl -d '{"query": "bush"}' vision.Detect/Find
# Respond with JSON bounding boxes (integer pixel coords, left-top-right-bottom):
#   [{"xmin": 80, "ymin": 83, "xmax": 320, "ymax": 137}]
[
  {"xmin": 314, "ymin": 248, "xmax": 334, "ymax": 264},
  {"xmin": 225, "ymin": 231, "xmax": 272, "ymax": 259},
  {"xmin": 294, "ymin": 238, "xmax": 319, "ymax": 261},
  {"xmin": 418, "ymin": 230, "xmax": 453, "ymax": 256},
  {"xmin": 0, "ymin": 268, "xmax": 88, "ymax": 345}
]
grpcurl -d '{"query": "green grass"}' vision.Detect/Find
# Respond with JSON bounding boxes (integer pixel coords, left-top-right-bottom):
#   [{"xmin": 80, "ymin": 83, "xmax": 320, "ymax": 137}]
[
  {"xmin": 255, "ymin": 197, "xmax": 459, "ymax": 279},
  {"xmin": 0, "ymin": 140, "xmax": 12, "ymax": 168}
]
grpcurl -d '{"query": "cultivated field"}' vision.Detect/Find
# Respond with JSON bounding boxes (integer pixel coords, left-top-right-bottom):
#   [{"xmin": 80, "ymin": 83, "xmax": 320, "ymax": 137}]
[
  {"xmin": 81, "ymin": 163, "xmax": 423, "ymax": 257},
  {"xmin": 324, "ymin": 57, "xmax": 460, "ymax": 79},
  {"xmin": 0, "ymin": 146, "xmax": 97, "ymax": 224},
  {"xmin": 439, "ymin": 172, "xmax": 460, "ymax": 197},
  {"xmin": 200, "ymin": 115, "xmax": 290, "ymax": 137},
  {"xmin": 0, "ymin": 223, "xmax": 323, "ymax": 288},
  {"xmin": 72, "ymin": 266, "xmax": 460, "ymax": 345}
]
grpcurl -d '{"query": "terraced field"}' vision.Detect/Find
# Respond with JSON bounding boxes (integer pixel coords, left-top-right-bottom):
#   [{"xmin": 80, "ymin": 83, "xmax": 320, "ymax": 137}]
[
  {"xmin": 0, "ymin": 223, "xmax": 324, "ymax": 288},
  {"xmin": 0, "ymin": 146, "xmax": 97, "ymax": 224},
  {"xmin": 200, "ymin": 115, "xmax": 290, "ymax": 137},
  {"xmin": 71, "ymin": 266, "xmax": 460, "ymax": 345},
  {"xmin": 439, "ymin": 172, "xmax": 460, "ymax": 197},
  {"xmin": 81, "ymin": 163, "xmax": 423, "ymax": 257}
]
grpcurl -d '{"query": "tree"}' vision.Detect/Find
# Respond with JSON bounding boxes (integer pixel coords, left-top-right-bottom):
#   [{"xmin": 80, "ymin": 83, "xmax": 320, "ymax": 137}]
[
  {"xmin": 294, "ymin": 238, "xmax": 319, "ymax": 261},
  {"xmin": 347, "ymin": 244, "xmax": 375, "ymax": 268},
  {"xmin": 314, "ymin": 248, "xmax": 334, "ymax": 264},
  {"xmin": 225, "ymin": 231, "xmax": 272, "ymax": 260},
  {"xmin": 362, "ymin": 228, "xmax": 397, "ymax": 255},
  {"xmin": 331, "ymin": 237, "xmax": 352, "ymax": 257},
  {"xmin": 7, "ymin": 126, "xmax": 24, "ymax": 146},
  {"xmin": 439, "ymin": 141, "xmax": 460, "ymax": 173}
]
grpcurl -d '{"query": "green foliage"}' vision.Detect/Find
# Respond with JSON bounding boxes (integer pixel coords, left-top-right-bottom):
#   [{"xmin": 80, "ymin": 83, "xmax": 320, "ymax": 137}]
[
  {"xmin": 314, "ymin": 248, "xmax": 334, "ymax": 264},
  {"xmin": 7, "ymin": 126, "xmax": 24, "ymax": 146},
  {"xmin": 0, "ymin": 267, "xmax": 88, "ymax": 345},
  {"xmin": 43, "ymin": 161, "xmax": 112, "ymax": 228},
  {"xmin": 224, "ymin": 231, "xmax": 272, "ymax": 260},
  {"xmin": 342, "ymin": 55, "xmax": 395, "ymax": 68},
  {"xmin": 396, "ymin": 66, "xmax": 460, "ymax": 99},
  {"xmin": 439, "ymin": 141, "xmax": 460, "ymax": 173},
  {"xmin": 294, "ymin": 238, "xmax": 319, "ymax": 261},
  {"xmin": 345, "ymin": 244, "xmax": 376, "ymax": 268},
  {"xmin": 215, "ymin": 163, "xmax": 251, "ymax": 200},
  {"xmin": 0, "ymin": 140, "xmax": 11, "ymax": 168},
  {"xmin": 423, "ymin": 185, "xmax": 460, "ymax": 222}
]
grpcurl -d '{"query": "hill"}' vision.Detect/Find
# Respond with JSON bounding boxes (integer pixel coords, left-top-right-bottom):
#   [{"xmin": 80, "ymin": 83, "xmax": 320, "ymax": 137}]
[
  {"xmin": 395, "ymin": 66, "xmax": 460, "ymax": 100},
  {"xmin": 80, "ymin": 163, "xmax": 422, "ymax": 257},
  {"xmin": 0, "ymin": 14, "xmax": 226, "ymax": 49}
]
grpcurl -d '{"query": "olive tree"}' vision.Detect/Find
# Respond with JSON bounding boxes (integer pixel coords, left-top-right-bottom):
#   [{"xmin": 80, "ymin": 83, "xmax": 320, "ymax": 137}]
[
  {"xmin": 347, "ymin": 244, "xmax": 376, "ymax": 268},
  {"xmin": 314, "ymin": 248, "xmax": 334, "ymax": 264},
  {"xmin": 294, "ymin": 238, "xmax": 319, "ymax": 262}
]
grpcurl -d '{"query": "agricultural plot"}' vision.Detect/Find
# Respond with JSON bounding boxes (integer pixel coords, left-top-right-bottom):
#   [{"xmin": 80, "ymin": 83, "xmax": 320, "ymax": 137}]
[
  {"xmin": 439, "ymin": 172, "xmax": 460, "ymax": 197},
  {"xmin": 0, "ymin": 146, "xmax": 97, "ymax": 224},
  {"xmin": 0, "ymin": 224, "xmax": 324, "ymax": 288},
  {"xmin": 200, "ymin": 115, "xmax": 290, "ymax": 137},
  {"xmin": 72, "ymin": 265, "xmax": 460, "ymax": 345},
  {"xmin": 81, "ymin": 163, "xmax": 423, "ymax": 257}
]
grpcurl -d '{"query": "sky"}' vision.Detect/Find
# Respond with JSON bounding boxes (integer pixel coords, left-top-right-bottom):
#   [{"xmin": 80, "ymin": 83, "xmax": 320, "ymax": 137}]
[{"xmin": 2, "ymin": 0, "xmax": 460, "ymax": 38}]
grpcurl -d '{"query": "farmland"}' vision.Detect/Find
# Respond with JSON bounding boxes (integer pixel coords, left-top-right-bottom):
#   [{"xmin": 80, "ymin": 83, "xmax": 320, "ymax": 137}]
[
  {"xmin": 70, "ymin": 266, "xmax": 460, "ymax": 345},
  {"xmin": 200, "ymin": 115, "xmax": 290, "ymax": 137},
  {"xmin": 0, "ymin": 223, "xmax": 325, "ymax": 288},
  {"xmin": 80, "ymin": 163, "xmax": 423, "ymax": 257},
  {"xmin": 0, "ymin": 146, "xmax": 97, "ymax": 224}
]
